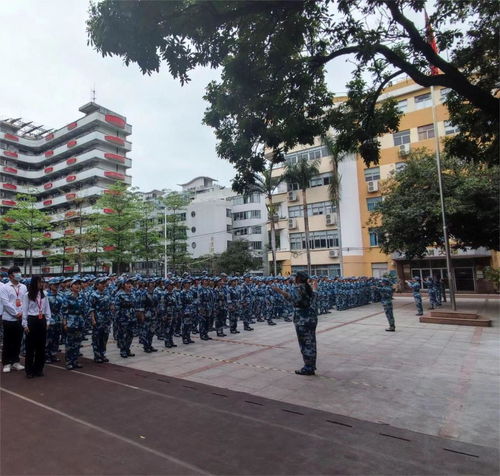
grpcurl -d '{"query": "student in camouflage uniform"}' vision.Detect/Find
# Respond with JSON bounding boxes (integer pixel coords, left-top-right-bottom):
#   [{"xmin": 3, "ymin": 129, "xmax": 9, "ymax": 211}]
[
  {"xmin": 139, "ymin": 279, "xmax": 158, "ymax": 353},
  {"xmin": 376, "ymin": 278, "xmax": 396, "ymax": 332},
  {"xmin": 180, "ymin": 280, "xmax": 196, "ymax": 344},
  {"xmin": 274, "ymin": 271, "xmax": 318, "ymax": 376},
  {"xmin": 61, "ymin": 279, "xmax": 86, "ymax": 370},
  {"xmin": 425, "ymin": 276, "xmax": 438, "ymax": 310},
  {"xmin": 406, "ymin": 277, "xmax": 424, "ymax": 316},
  {"xmin": 88, "ymin": 277, "xmax": 113, "ymax": 363},
  {"xmin": 114, "ymin": 278, "xmax": 141, "ymax": 358},
  {"xmin": 213, "ymin": 279, "xmax": 228, "ymax": 337},
  {"xmin": 45, "ymin": 278, "xmax": 64, "ymax": 362}
]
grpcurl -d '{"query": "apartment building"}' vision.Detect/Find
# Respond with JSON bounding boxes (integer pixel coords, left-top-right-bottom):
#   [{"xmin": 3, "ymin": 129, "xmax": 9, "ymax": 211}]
[
  {"xmin": 268, "ymin": 78, "xmax": 498, "ymax": 291},
  {"xmin": 0, "ymin": 102, "xmax": 132, "ymax": 274}
]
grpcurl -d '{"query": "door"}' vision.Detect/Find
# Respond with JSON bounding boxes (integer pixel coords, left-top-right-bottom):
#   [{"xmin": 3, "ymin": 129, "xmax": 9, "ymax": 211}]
[{"xmin": 455, "ymin": 267, "xmax": 474, "ymax": 291}]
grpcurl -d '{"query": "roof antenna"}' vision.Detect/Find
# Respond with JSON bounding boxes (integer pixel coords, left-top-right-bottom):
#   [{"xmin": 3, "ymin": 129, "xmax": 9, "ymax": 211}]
[{"xmin": 91, "ymin": 84, "xmax": 96, "ymax": 102}]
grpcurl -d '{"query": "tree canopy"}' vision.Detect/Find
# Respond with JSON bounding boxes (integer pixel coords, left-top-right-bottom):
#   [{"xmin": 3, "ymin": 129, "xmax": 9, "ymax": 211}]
[
  {"xmin": 370, "ymin": 150, "xmax": 500, "ymax": 259},
  {"xmin": 214, "ymin": 240, "xmax": 260, "ymax": 275},
  {"xmin": 87, "ymin": 0, "xmax": 498, "ymax": 188}
]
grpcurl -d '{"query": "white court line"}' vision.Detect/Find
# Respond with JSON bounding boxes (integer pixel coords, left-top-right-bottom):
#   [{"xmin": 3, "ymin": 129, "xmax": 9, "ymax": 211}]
[{"xmin": 1, "ymin": 387, "xmax": 212, "ymax": 476}]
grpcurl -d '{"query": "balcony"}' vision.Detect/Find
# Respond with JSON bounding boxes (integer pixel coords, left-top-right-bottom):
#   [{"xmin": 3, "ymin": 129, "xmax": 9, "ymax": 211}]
[{"xmin": 391, "ymin": 247, "xmax": 492, "ymax": 260}]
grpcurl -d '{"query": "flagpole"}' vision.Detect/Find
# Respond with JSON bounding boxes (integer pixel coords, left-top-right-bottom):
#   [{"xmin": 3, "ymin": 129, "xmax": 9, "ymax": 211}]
[{"xmin": 430, "ymin": 85, "xmax": 457, "ymax": 310}]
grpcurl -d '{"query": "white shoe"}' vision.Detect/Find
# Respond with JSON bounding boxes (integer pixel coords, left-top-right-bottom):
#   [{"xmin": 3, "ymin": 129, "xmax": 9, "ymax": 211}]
[
  {"xmin": 12, "ymin": 363, "xmax": 24, "ymax": 371},
  {"xmin": 2, "ymin": 364, "xmax": 12, "ymax": 373}
]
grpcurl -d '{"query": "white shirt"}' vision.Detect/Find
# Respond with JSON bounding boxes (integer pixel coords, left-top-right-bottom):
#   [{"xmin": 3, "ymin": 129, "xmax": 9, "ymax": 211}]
[
  {"xmin": 22, "ymin": 292, "xmax": 52, "ymax": 328},
  {"xmin": 0, "ymin": 281, "xmax": 27, "ymax": 322}
]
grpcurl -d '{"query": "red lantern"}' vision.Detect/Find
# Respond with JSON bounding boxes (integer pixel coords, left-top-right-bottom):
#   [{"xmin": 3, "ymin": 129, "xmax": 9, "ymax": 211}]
[{"xmin": 103, "ymin": 208, "xmax": 116, "ymax": 214}]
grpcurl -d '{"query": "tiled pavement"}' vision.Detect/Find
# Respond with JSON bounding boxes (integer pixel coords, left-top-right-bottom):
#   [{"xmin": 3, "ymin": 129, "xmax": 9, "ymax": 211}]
[{"xmin": 81, "ymin": 296, "xmax": 500, "ymax": 449}]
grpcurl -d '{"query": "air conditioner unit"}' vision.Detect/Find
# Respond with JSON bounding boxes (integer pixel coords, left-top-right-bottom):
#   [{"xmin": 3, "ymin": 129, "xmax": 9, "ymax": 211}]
[
  {"xmin": 288, "ymin": 191, "xmax": 298, "ymax": 201},
  {"xmin": 288, "ymin": 218, "xmax": 297, "ymax": 229},
  {"xmin": 399, "ymin": 143, "xmax": 411, "ymax": 156},
  {"xmin": 325, "ymin": 213, "xmax": 337, "ymax": 226},
  {"xmin": 329, "ymin": 249, "xmax": 339, "ymax": 258},
  {"xmin": 367, "ymin": 180, "xmax": 379, "ymax": 193}
]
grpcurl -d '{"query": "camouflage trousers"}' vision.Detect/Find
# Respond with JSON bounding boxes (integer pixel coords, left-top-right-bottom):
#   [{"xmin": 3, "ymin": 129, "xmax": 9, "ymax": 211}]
[
  {"xmin": 383, "ymin": 302, "xmax": 395, "ymax": 328},
  {"xmin": 115, "ymin": 320, "xmax": 135, "ymax": 354},
  {"xmin": 294, "ymin": 320, "xmax": 317, "ymax": 370},
  {"xmin": 413, "ymin": 293, "xmax": 423, "ymax": 315},
  {"xmin": 46, "ymin": 322, "xmax": 62, "ymax": 359},
  {"xmin": 92, "ymin": 324, "xmax": 110, "ymax": 359},
  {"xmin": 139, "ymin": 314, "xmax": 157, "ymax": 349},
  {"xmin": 65, "ymin": 328, "xmax": 83, "ymax": 365}
]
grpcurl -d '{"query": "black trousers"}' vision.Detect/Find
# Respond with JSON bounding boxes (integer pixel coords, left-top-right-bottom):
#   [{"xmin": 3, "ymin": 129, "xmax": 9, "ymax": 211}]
[
  {"xmin": 25, "ymin": 316, "xmax": 47, "ymax": 375},
  {"xmin": 2, "ymin": 320, "xmax": 24, "ymax": 365}
]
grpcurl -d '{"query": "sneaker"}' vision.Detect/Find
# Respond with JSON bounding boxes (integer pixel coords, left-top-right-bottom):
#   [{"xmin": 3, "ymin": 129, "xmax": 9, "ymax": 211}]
[
  {"xmin": 295, "ymin": 367, "xmax": 315, "ymax": 376},
  {"xmin": 385, "ymin": 327, "xmax": 396, "ymax": 332},
  {"xmin": 66, "ymin": 364, "xmax": 74, "ymax": 370},
  {"xmin": 2, "ymin": 364, "xmax": 12, "ymax": 373},
  {"xmin": 12, "ymin": 362, "xmax": 25, "ymax": 371}
]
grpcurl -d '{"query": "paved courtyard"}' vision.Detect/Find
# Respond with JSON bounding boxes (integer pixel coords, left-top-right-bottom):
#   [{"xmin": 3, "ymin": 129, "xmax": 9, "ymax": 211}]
[{"xmin": 81, "ymin": 295, "xmax": 500, "ymax": 449}]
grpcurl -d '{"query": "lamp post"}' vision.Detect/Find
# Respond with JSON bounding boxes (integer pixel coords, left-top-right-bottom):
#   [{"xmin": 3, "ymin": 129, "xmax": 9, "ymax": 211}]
[{"xmin": 163, "ymin": 205, "xmax": 168, "ymax": 278}]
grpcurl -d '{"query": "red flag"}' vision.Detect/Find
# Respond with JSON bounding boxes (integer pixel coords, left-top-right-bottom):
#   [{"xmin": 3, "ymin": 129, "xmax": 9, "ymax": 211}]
[{"xmin": 424, "ymin": 9, "xmax": 440, "ymax": 75}]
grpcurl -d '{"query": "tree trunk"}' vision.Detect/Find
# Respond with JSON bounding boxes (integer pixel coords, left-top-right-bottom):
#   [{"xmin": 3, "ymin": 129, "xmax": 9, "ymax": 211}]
[
  {"xmin": 336, "ymin": 198, "xmax": 343, "ymax": 277},
  {"xmin": 302, "ymin": 188, "xmax": 312, "ymax": 275},
  {"xmin": 24, "ymin": 250, "xmax": 27, "ymax": 275},
  {"xmin": 268, "ymin": 198, "xmax": 277, "ymax": 276}
]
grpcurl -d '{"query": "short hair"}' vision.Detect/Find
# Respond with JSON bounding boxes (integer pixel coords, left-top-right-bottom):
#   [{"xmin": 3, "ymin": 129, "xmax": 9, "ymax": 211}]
[{"xmin": 8, "ymin": 266, "xmax": 21, "ymax": 276}]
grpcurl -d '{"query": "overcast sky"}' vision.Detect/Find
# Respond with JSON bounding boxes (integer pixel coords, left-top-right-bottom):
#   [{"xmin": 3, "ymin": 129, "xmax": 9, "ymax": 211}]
[{"xmin": 1, "ymin": 0, "xmax": 355, "ymax": 192}]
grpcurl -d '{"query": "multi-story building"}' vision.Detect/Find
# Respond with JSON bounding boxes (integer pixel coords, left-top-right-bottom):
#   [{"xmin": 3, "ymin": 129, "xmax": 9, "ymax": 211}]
[
  {"xmin": 137, "ymin": 176, "xmax": 268, "ymax": 275},
  {"xmin": 268, "ymin": 78, "xmax": 498, "ymax": 291},
  {"xmin": 0, "ymin": 102, "xmax": 132, "ymax": 274}
]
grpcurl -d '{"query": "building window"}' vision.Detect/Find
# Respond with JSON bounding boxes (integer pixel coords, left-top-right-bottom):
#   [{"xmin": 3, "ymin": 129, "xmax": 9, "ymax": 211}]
[
  {"xmin": 284, "ymin": 145, "xmax": 329, "ymax": 166},
  {"xmin": 191, "ymin": 242, "xmax": 197, "ymax": 249},
  {"xmin": 289, "ymin": 230, "xmax": 339, "ymax": 250},
  {"xmin": 396, "ymin": 99, "xmax": 408, "ymax": 112},
  {"xmin": 418, "ymin": 124, "xmax": 435, "ymax": 141},
  {"xmin": 250, "ymin": 210, "xmax": 261, "ymax": 219},
  {"xmin": 233, "ymin": 210, "xmax": 261, "ymax": 221},
  {"xmin": 226, "ymin": 208, "xmax": 232, "ymax": 218},
  {"xmin": 288, "ymin": 201, "xmax": 335, "ymax": 218},
  {"xmin": 366, "ymin": 197, "xmax": 382, "ymax": 211},
  {"xmin": 369, "ymin": 228, "xmax": 381, "ymax": 247},
  {"xmin": 395, "ymin": 162, "xmax": 407, "ymax": 173},
  {"xmin": 191, "ymin": 211, "xmax": 196, "ymax": 217},
  {"xmin": 364, "ymin": 167, "xmax": 380, "ymax": 182},
  {"xmin": 310, "ymin": 173, "xmax": 332, "ymax": 188},
  {"xmin": 234, "ymin": 227, "xmax": 249, "ymax": 236},
  {"xmin": 287, "ymin": 182, "xmax": 299, "ymax": 191},
  {"xmin": 415, "ymin": 93, "xmax": 432, "ymax": 110},
  {"xmin": 249, "ymin": 241, "xmax": 262, "ymax": 250},
  {"xmin": 191, "ymin": 227, "xmax": 196, "ymax": 233},
  {"xmin": 440, "ymin": 88, "xmax": 451, "ymax": 101},
  {"xmin": 251, "ymin": 225, "xmax": 262, "ymax": 234},
  {"xmin": 371, "ymin": 262, "xmax": 388, "ymax": 278},
  {"xmin": 444, "ymin": 120, "xmax": 459, "ymax": 135},
  {"xmin": 226, "ymin": 224, "xmax": 232, "ymax": 232},
  {"xmin": 292, "ymin": 264, "xmax": 341, "ymax": 278},
  {"xmin": 393, "ymin": 129, "xmax": 410, "ymax": 146}
]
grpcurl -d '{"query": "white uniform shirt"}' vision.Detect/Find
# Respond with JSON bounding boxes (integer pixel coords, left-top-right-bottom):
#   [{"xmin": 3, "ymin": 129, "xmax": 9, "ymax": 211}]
[
  {"xmin": 0, "ymin": 281, "xmax": 27, "ymax": 322},
  {"xmin": 22, "ymin": 292, "xmax": 52, "ymax": 328}
]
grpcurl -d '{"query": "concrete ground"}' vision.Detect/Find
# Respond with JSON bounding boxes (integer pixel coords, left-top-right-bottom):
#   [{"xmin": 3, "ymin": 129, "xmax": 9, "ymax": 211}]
[{"xmin": 81, "ymin": 295, "xmax": 500, "ymax": 450}]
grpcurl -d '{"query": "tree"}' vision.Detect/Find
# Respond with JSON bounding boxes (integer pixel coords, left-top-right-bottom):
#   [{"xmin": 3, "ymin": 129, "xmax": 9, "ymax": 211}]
[
  {"xmin": 87, "ymin": 0, "xmax": 498, "ymax": 184},
  {"xmin": 161, "ymin": 191, "xmax": 191, "ymax": 274},
  {"xmin": 370, "ymin": 150, "xmax": 500, "ymax": 259},
  {"xmin": 215, "ymin": 240, "xmax": 260, "ymax": 275},
  {"xmin": 134, "ymin": 198, "xmax": 162, "ymax": 275},
  {"xmin": 2, "ymin": 194, "xmax": 51, "ymax": 275},
  {"xmin": 284, "ymin": 158, "xmax": 320, "ymax": 274},
  {"xmin": 237, "ymin": 163, "xmax": 283, "ymax": 276},
  {"xmin": 94, "ymin": 183, "xmax": 141, "ymax": 274}
]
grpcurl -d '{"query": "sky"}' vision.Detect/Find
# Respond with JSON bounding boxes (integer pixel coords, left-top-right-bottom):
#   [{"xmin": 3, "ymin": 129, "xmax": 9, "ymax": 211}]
[{"xmin": 0, "ymin": 0, "xmax": 355, "ymax": 192}]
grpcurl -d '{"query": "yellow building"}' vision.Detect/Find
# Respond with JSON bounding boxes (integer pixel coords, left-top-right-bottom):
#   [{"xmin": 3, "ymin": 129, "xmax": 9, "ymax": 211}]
[{"xmin": 267, "ymin": 78, "xmax": 498, "ymax": 292}]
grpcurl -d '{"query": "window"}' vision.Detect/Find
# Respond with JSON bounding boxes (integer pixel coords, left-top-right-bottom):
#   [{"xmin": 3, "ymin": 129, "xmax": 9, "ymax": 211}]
[
  {"xmin": 251, "ymin": 225, "xmax": 262, "ymax": 234},
  {"xmin": 191, "ymin": 211, "xmax": 196, "ymax": 217},
  {"xmin": 233, "ymin": 210, "xmax": 261, "ymax": 221},
  {"xmin": 395, "ymin": 162, "xmax": 407, "ymax": 173},
  {"xmin": 418, "ymin": 124, "xmax": 435, "ymax": 141},
  {"xmin": 288, "ymin": 201, "xmax": 334, "ymax": 218},
  {"xmin": 226, "ymin": 208, "xmax": 232, "ymax": 218},
  {"xmin": 444, "ymin": 120, "xmax": 459, "ymax": 135},
  {"xmin": 191, "ymin": 242, "xmax": 197, "ymax": 249},
  {"xmin": 233, "ymin": 227, "xmax": 249, "ymax": 236},
  {"xmin": 288, "ymin": 205, "xmax": 302, "ymax": 218},
  {"xmin": 396, "ymin": 99, "xmax": 408, "ymax": 112},
  {"xmin": 292, "ymin": 264, "xmax": 341, "ymax": 278},
  {"xmin": 393, "ymin": 129, "xmax": 410, "ymax": 146},
  {"xmin": 440, "ymin": 88, "xmax": 451, "ymax": 101},
  {"xmin": 287, "ymin": 182, "xmax": 299, "ymax": 191},
  {"xmin": 415, "ymin": 93, "xmax": 432, "ymax": 110},
  {"xmin": 191, "ymin": 227, "xmax": 196, "ymax": 233},
  {"xmin": 366, "ymin": 197, "xmax": 382, "ymax": 211},
  {"xmin": 364, "ymin": 167, "xmax": 380, "ymax": 182},
  {"xmin": 250, "ymin": 210, "xmax": 261, "ymax": 219},
  {"xmin": 310, "ymin": 173, "xmax": 332, "ymax": 188},
  {"xmin": 371, "ymin": 263, "xmax": 388, "ymax": 278},
  {"xmin": 369, "ymin": 228, "xmax": 381, "ymax": 246},
  {"xmin": 249, "ymin": 241, "xmax": 262, "ymax": 250},
  {"xmin": 284, "ymin": 145, "xmax": 328, "ymax": 166},
  {"xmin": 226, "ymin": 224, "xmax": 232, "ymax": 232},
  {"xmin": 289, "ymin": 230, "xmax": 339, "ymax": 250}
]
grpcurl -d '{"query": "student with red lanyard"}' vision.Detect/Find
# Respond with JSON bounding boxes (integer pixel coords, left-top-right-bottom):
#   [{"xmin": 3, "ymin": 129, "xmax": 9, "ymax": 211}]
[
  {"xmin": 1, "ymin": 266, "xmax": 26, "ymax": 373},
  {"xmin": 22, "ymin": 276, "xmax": 51, "ymax": 378}
]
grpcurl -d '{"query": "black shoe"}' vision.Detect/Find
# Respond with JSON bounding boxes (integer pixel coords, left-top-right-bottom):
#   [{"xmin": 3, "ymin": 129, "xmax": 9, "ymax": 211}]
[
  {"xmin": 34, "ymin": 371, "xmax": 44, "ymax": 377},
  {"xmin": 82, "ymin": 337, "xmax": 88, "ymax": 341},
  {"xmin": 78, "ymin": 353, "xmax": 83, "ymax": 357},
  {"xmin": 191, "ymin": 330, "xmax": 198, "ymax": 334},
  {"xmin": 249, "ymin": 320, "xmax": 256, "ymax": 324},
  {"xmin": 94, "ymin": 358, "xmax": 104, "ymax": 363},
  {"xmin": 268, "ymin": 321, "xmax": 276, "ymax": 326},
  {"xmin": 150, "ymin": 347, "xmax": 158, "ymax": 352},
  {"xmin": 102, "ymin": 357, "xmax": 109, "ymax": 363},
  {"xmin": 188, "ymin": 339, "xmax": 195, "ymax": 344},
  {"xmin": 66, "ymin": 364, "xmax": 74, "ymax": 370},
  {"xmin": 165, "ymin": 342, "xmax": 172, "ymax": 348},
  {"xmin": 127, "ymin": 352, "xmax": 136, "ymax": 357},
  {"xmin": 416, "ymin": 313, "xmax": 423, "ymax": 316},
  {"xmin": 295, "ymin": 368, "xmax": 315, "ymax": 376},
  {"xmin": 50, "ymin": 356, "xmax": 60, "ymax": 362},
  {"xmin": 385, "ymin": 327, "xmax": 396, "ymax": 332},
  {"xmin": 230, "ymin": 330, "xmax": 240, "ymax": 334},
  {"xmin": 244, "ymin": 326, "xmax": 254, "ymax": 331},
  {"xmin": 208, "ymin": 327, "xmax": 216, "ymax": 332},
  {"xmin": 200, "ymin": 336, "xmax": 209, "ymax": 341},
  {"xmin": 74, "ymin": 363, "xmax": 83, "ymax": 369},
  {"xmin": 217, "ymin": 333, "xmax": 227, "ymax": 337},
  {"xmin": 170, "ymin": 342, "xmax": 177, "ymax": 348},
  {"xmin": 120, "ymin": 353, "xmax": 128, "ymax": 358},
  {"xmin": 26, "ymin": 373, "xmax": 35, "ymax": 379},
  {"xmin": 144, "ymin": 348, "xmax": 152, "ymax": 353},
  {"xmin": 183, "ymin": 339, "xmax": 190, "ymax": 345},
  {"xmin": 174, "ymin": 333, "xmax": 181, "ymax": 337},
  {"xmin": 257, "ymin": 318, "xmax": 264, "ymax": 322},
  {"xmin": 284, "ymin": 318, "xmax": 292, "ymax": 322}
]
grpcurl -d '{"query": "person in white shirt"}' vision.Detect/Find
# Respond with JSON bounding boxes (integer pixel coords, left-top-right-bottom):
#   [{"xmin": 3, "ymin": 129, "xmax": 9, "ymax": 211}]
[
  {"xmin": 22, "ymin": 276, "xmax": 52, "ymax": 378},
  {"xmin": 1, "ymin": 266, "xmax": 26, "ymax": 373}
]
